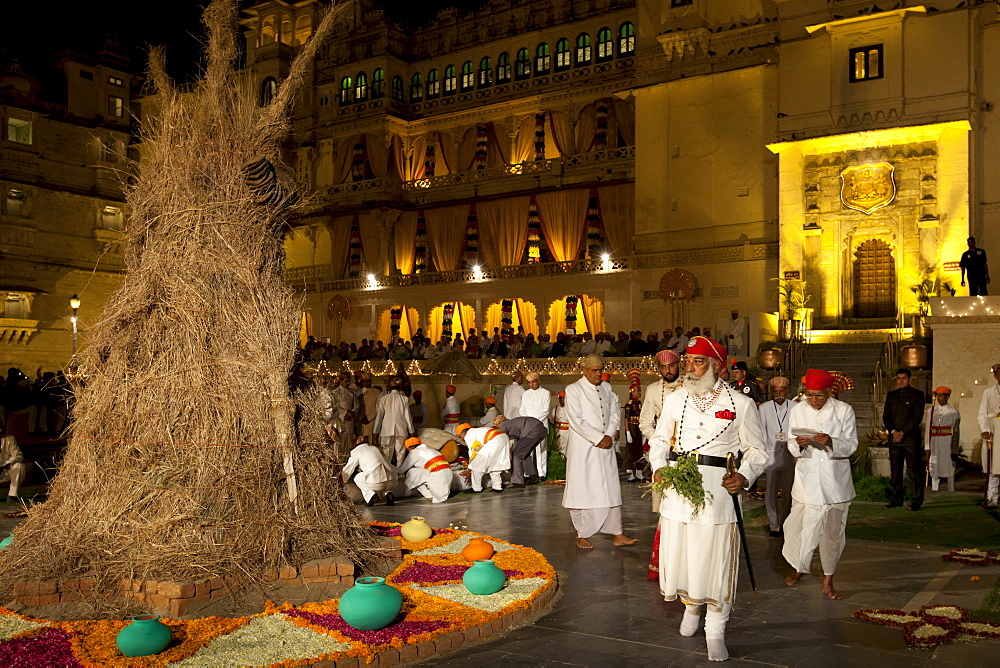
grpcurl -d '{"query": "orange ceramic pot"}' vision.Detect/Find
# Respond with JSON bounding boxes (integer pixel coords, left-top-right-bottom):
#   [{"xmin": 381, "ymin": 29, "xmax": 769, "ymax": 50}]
[{"xmin": 462, "ymin": 537, "xmax": 495, "ymax": 562}]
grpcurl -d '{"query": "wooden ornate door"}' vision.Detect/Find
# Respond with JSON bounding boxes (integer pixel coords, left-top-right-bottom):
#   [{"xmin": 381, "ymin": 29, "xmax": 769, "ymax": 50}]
[{"xmin": 852, "ymin": 239, "xmax": 896, "ymax": 318}]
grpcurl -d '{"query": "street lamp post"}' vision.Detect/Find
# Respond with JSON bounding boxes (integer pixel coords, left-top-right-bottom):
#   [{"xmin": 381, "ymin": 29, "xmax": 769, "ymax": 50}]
[{"xmin": 69, "ymin": 294, "xmax": 81, "ymax": 360}]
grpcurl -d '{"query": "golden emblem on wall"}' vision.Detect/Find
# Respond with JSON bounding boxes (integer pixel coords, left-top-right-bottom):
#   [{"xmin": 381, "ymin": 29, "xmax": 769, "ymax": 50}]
[{"xmin": 840, "ymin": 162, "xmax": 896, "ymax": 214}]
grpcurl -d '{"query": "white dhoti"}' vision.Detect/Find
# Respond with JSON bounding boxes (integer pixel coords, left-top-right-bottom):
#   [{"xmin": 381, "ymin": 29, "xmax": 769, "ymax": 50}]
[
  {"xmin": 354, "ymin": 472, "xmax": 397, "ymax": 503},
  {"xmin": 380, "ymin": 436, "xmax": 407, "ymax": 467},
  {"xmin": 782, "ymin": 500, "xmax": 850, "ymax": 575},
  {"xmin": 658, "ymin": 519, "xmax": 739, "ymax": 614},
  {"xmin": 470, "ymin": 471, "xmax": 504, "ymax": 492},
  {"xmin": 0, "ymin": 463, "xmax": 27, "ymax": 497},
  {"xmin": 569, "ymin": 506, "xmax": 623, "ymax": 539},
  {"xmin": 534, "ymin": 439, "xmax": 548, "ymax": 478}
]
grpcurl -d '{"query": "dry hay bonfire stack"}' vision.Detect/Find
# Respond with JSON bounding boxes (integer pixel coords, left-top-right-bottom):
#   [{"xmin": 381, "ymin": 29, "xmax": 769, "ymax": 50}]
[{"xmin": 0, "ymin": 0, "xmax": 389, "ymax": 609}]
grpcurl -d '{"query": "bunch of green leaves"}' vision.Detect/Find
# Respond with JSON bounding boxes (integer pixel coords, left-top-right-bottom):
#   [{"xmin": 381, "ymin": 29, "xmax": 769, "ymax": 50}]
[{"xmin": 652, "ymin": 454, "xmax": 713, "ymax": 515}]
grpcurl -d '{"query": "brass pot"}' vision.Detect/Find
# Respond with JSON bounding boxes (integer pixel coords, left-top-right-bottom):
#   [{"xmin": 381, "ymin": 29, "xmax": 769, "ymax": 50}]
[
  {"xmin": 758, "ymin": 347, "xmax": 784, "ymax": 370},
  {"xmin": 900, "ymin": 344, "xmax": 928, "ymax": 369}
]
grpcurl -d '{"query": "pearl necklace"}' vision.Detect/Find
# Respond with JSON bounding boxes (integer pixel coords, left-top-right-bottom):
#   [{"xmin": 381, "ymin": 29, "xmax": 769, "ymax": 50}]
[{"xmin": 690, "ymin": 382, "xmax": 724, "ymax": 413}]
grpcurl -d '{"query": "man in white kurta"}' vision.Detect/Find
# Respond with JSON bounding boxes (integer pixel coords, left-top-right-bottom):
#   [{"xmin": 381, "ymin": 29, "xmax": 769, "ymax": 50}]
[
  {"xmin": 639, "ymin": 349, "xmax": 683, "ymax": 513},
  {"xmin": 724, "ymin": 309, "xmax": 748, "ymax": 357},
  {"xmin": 441, "ymin": 385, "xmax": 460, "ymax": 433},
  {"xmin": 479, "ymin": 397, "xmax": 499, "ymax": 426},
  {"xmin": 331, "ymin": 372, "xmax": 360, "ymax": 457},
  {"xmin": 648, "ymin": 336, "xmax": 767, "ymax": 663},
  {"xmin": 925, "ymin": 387, "xmax": 960, "ymax": 492},
  {"xmin": 782, "ymin": 369, "xmax": 857, "ymax": 601},
  {"xmin": 551, "ymin": 392, "xmax": 569, "ymax": 454},
  {"xmin": 0, "ymin": 432, "xmax": 27, "ymax": 502},
  {"xmin": 373, "ymin": 377, "xmax": 413, "ymax": 466},
  {"xmin": 502, "ymin": 371, "xmax": 525, "ymax": 418},
  {"xmin": 398, "ymin": 437, "xmax": 452, "ymax": 503},
  {"xmin": 341, "ymin": 437, "xmax": 397, "ymax": 505},
  {"xmin": 458, "ymin": 423, "xmax": 512, "ymax": 492},
  {"xmin": 758, "ymin": 377, "xmax": 794, "ymax": 536},
  {"xmin": 977, "ymin": 362, "xmax": 1000, "ymax": 509},
  {"xmin": 562, "ymin": 354, "xmax": 638, "ymax": 549},
  {"xmin": 519, "ymin": 372, "xmax": 552, "ymax": 478}
]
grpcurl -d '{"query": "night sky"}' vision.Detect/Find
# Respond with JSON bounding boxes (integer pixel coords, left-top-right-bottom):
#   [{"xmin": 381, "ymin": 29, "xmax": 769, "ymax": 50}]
[{"xmin": 6, "ymin": 1, "xmax": 491, "ymax": 82}]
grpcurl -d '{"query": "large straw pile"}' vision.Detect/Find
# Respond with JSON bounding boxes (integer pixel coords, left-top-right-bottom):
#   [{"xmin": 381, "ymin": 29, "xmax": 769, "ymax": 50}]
[{"xmin": 0, "ymin": 0, "xmax": 388, "ymax": 605}]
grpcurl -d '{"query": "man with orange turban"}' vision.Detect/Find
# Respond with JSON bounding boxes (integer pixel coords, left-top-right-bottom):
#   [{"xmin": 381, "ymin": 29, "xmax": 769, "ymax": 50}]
[
  {"xmin": 782, "ymin": 368, "xmax": 857, "ymax": 601},
  {"xmin": 398, "ymin": 436, "xmax": 452, "ymax": 503},
  {"xmin": 479, "ymin": 396, "xmax": 499, "ymax": 426},
  {"xmin": 648, "ymin": 336, "xmax": 767, "ymax": 662},
  {"xmin": 441, "ymin": 385, "xmax": 460, "ymax": 433},
  {"xmin": 458, "ymin": 422, "xmax": 511, "ymax": 493}
]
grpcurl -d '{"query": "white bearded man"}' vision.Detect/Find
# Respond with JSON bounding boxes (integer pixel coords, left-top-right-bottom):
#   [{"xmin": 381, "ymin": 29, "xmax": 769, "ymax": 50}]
[
  {"xmin": 457, "ymin": 422, "xmax": 512, "ymax": 493},
  {"xmin": 782, "ymin": 369, "xmax": 858, "ymax": 601},
  {"xmin": 562, "ymin": 354, "xmax": 638, "ymax": 549},
  {"xmin": 639, "ymin": 348, "xmax": 683, "ymax": 580},
  {"xmin": 758, "ymin": 376, "xmax": 794, "ymax": 537},
  {"xmin": 373, "ymin": 376, "xmax": 413, "ymax": 466},
  {"xmin": 925, "ymin": 387, "xmax": 960, "ymax": 492},
  {"xmin": 502, "ymin": 370, "xmax": 526, "ymax": 418},
  {"xmin": 441, "ymin": 384, "xmax": 461, "ymax": 433},
  {"xmin": 648, "ymin": 336, "xmax": 767, "ymax": 662},
  {"xmin": 519, "ymin": 372, "xmax": 552, "ymax": 479},
  {"xmin": 977, "ymin": 362, "xmax": 1000, "ymax": 509}
]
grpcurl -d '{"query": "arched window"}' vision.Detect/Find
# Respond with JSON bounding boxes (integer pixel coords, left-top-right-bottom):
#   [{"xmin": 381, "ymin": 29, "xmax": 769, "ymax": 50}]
[
  {"xmin": 339, "ymin": 76, "xmax": 353, "ymax": 104},
  {"xmin": 460, "ymin": 61, "xmax": 474, "ymax": 91},
  {"xmin": 372, "ymin": 68, "xmax": 385, "ymax": 98},
  {"xmin": 355, "ymin": 72, "xmax": 368, "ymax": 101},
  {"xmin": 293, "ymin": 15, "xmax": 312, "ymax": 45},
  {"xmin": 619, "ymin": 22, "xmax": 635, "ymax": 55},
  {"xmin": 427, "ymin": 69, "xmax": 440, "ymax": 97},
  {"xmin": 555, "ymin": 38, "xmax": 570, "ymax": 70},
  {"xmin": 410, "ymin": 73, "xmax": 423, "ymax": 101},
  {"xmin": 259, "ymin": 77, "xmax": 277, "ymax": 106},
  {"xmin": 478, "ymin": 57, "xmax": 492, "ymax": 87},
  {"xmin": 391, "ymin": 75, "xmax": 404, "ymax": 101},
  {"xmin": 535, "ymin": 43, "xmax": 550, "ymax": 74},
  {"xmin": 444, "ymin": 65, "xmax": 457, "ymax": 94},
  {"xmin": 280, "ymin": 14, "xmax": 293, "ymax": 45},
  {"xmin": 261, "ymin": 16, "xmax": 277, "ymax": 45},
  {"xmin": 575, "ymin": 34, "xmax": 592, "ymax": 65},
  {"xmin": 515, "ymin": 48, "xmax": 530, "ymax": 79},
  {"xmin": 597, "ymin": 27, "xmax": 613, "ymax": 60},
  {"xmin": 497, "ymin": 52, "xmax": 511, "ymax": 83}
]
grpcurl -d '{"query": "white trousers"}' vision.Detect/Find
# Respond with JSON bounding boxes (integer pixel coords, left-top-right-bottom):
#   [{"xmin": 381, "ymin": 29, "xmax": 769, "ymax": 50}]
[
  {"xmin": 782, "ymin": 500, "xmax": 850, "ymax": 575},
  {"xmin": 471, "ymin": 470, "xmax": 503, "ymax": 492},
  {"xmin": 569, "ymin": 506, "xmax": 622, "ymax": 539},
  {"xmin": 659, "ymin": 519, "xmax": 739, "ymax": 613},
  {"xmin": 403, "ymin": 468, "xmax": 451, "ymax": 503},
  {"xmin": 354, "ymin": 475, "xmax": 396, "ymax": 503},
  {"xmin": 379, "ymin": 436, "xmax": 407, "ymax": 467},
  {"xmin": 987, "ymin": 474, "xmax": 999, "ymax": 505},
  {"xmin": 0, "ymin": 463, "xmax": 27, "ymax": 497},
  {"xmin": 534, "ymin": 439, "xmax": 548, "ymax": 478}
]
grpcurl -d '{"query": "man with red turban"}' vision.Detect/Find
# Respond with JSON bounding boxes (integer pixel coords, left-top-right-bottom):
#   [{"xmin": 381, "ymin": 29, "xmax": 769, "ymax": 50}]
[
  {"xmin": 648, "ymin": 337, "xmax": 767, "ymax": 661},
  {"xmin": 782, "ymin": 368, "xmax": 858, "ymax": 601},
  {"xmin": 441, "ymin": 385, "xmax": 460, "ymax": 434}
]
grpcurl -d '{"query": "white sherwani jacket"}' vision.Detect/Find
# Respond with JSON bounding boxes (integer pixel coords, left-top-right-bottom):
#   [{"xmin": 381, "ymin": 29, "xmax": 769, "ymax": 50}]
[
  {"xmin": 785, "ymin": 398, "xmax": 857, "ymax": 505},
  {"xmin": 440, "ymin": 395, "xmax": 460, "ymax": 433},
  {"xmin": 519, "ymin": 387, "xmax": 551, "ymax": 425},
  {"xmin": 561, "ymin": 376, "xmax": 622, "ymax": 509},
  {"xmin": 978, "ymin": 385, "xmax": 1000, "ymax": 471},
  {"xmin": 649, "ymin": 381, "xmax": 767, "ymax": 525},
  {"xmin": 638, "ymin": 378, "xmax": 683, "ymax": 442},
  {"xmin": 503, "ymin": 382, "xmax": 525, "ymax": 417},
  {"xmin": 374, "ymin": 390, "xmax": 412, "ymax": 438},
  {"xmin": 464, "ymin": 426, "xmax": 512, "ymax": 473}
]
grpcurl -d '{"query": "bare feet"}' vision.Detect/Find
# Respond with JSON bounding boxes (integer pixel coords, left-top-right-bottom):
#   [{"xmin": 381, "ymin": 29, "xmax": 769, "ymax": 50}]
[
  {"xmin": 784, "ymin": 571, "xmax": 802, "ymax": 587},
  {"xmin": 822, "ymin": 575, "xmax": 843, "ymax": 600},
  {"xmin": 612, "ymin": 534, "xmax": 638, "ymax": 546},
  {"xmin": 576, "ymin": 537, "xmax": 594, "ymax": 549}
]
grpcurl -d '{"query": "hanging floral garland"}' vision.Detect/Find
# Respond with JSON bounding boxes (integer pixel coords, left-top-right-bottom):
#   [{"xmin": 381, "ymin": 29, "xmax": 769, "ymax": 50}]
[
  {"xmin": 389, "ymin": 308, "xmax": 402, "ymax": 337},
  {"xmin": 500, "ymin": 300, "xmax": 514, "ymax": 335},
  {"xmin": 533, "ymin": 113, "xmax": 546, "ymax": 161},
  {"xmin": 564, "ymin": 295, "xmax": 578, "ymax": 335},
  {"xmin": 348, "ymin": 219, "xmax": 363, "ymax": 278},
  {"xmin": 593, "ymin": 103, "xmax": 609, "ymax": 150},
  {"xmin": 463, "ymin": 205, "xmax": 480, "ymax": 267},
  {"xmin": 526, "ymin": 198, "xmax": 542, "ymax": 263},
  {"xmin": 423, "ymin": 143, "xmax": 436, "ymax": 179},
  {"xmin": 442, "ymin": 303, "xmax": 455, "ymax": 339},
  {"xmin": 473, "ymin": 124, "xmax": 489, "ymax": 171},
  {"xmin": 585, "ymin": 190, "xmax": 605, "ymax": 258},
  {"xmin": 350, "ymin": 140, "xmax": 366, "ymax": 182},
  {"xmin": 414, "ymin": 213, "xmax": 428, "ymax": 274}
]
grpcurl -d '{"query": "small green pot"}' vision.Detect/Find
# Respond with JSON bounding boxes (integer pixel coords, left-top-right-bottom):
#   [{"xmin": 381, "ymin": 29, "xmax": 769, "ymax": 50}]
[
  {"xmin": 116, "ymin": 613, "xmax": 172, "ymax": 657},
  {"xmin": 338, "ymin": 576, "xmax": 404, "ymax": 630},
  {"xmin": 462, "ymin": 559, "xmax": 506, "ymax": 595}
]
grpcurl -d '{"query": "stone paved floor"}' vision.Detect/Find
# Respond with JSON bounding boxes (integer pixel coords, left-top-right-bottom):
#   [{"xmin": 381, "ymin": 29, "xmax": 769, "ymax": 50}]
[{"xmin": 362, "ymin": 482, "xmax": 1000, "ymax": 667}]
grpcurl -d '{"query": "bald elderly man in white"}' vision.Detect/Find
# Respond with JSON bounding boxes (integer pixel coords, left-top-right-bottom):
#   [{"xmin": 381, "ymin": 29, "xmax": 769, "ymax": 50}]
[{"xmin": 519, "ymin": 371, "xmax": 552, "ymax": 479}]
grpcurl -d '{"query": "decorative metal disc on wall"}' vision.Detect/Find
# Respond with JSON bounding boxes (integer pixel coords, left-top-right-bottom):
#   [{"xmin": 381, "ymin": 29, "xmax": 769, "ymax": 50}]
[
  {"xmin": 326, "ymin": 294, "xmax": 350, "ymax": 320},
  {"xmin": 659, "ymin": 268, "xmax": 697, "ymax": 302}
]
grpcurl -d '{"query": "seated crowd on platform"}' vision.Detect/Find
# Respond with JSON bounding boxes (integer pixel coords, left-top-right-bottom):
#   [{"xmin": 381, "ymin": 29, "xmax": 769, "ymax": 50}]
[
  {"xmin": 0, "ymin": 367, "xmax": 72, "ymax": 437},
  {"xmin": 300, "ymin": 325, "xmax": 713, "ymax": 363}
]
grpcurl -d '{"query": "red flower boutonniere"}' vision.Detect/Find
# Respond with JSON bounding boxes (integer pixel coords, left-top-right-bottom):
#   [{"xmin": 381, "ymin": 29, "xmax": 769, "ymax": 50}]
[{"xmin": 715, "ymin": 410, "xmax": 736, "ymax": 421}]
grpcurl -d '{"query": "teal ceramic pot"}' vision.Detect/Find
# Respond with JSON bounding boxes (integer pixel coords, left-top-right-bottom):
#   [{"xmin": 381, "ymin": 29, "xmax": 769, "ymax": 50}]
[
  {"xmin": 462, "ymin": 559, "xmax": 506, "ymax": 595},
  {"xmin": 116, "ymin": 613, "xmax": 172, "ymax": 657},
  {"xmin": 339, "ymin": 576, "xmax": 404, "ymax": 630},
  {"xmin": 0, "ymin": 533, "xmax": 12, "ymax": 550}
]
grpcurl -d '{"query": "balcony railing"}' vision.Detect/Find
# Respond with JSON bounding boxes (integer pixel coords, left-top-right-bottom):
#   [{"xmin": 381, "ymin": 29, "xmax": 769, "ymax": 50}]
[{"xmin": 307, "ymin": 355, "xmax": 660, "ymax": 379}]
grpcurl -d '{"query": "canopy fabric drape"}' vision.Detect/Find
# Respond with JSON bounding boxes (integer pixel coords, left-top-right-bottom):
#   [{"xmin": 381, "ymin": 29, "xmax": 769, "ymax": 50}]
[
  {"xmin": 598, "ymin": 183, "xmax": 635, "ymax": 257},
  {"xmin": 614, "ymin": 98, "xmax": 635, "ymax": 145},
  {"xmin": 377, "ymin": 306, "xmax": 419, "ymax": 344},
  {"xmin": 425, "ymin": 205, "xmax": 469, "ymax": 271},
  {"xmin": 334, "ymin": 135, "xmax": 358, "ymax": 184},
  {"xmin": 428, "ymin": 302, "xmax": 476, "ymax": 344},
  {"xmin": 394, "ymin": 211, "xmax": 419, "ymax": 275},
  {"xmin": 407, "ymin": 135, "xmax": 428, "ymax": 180},
  {"xmin": 355, "ymin": 212, "xmax": 382, "ymax": 274},
  {"xmin": 575, "ymin": 98, "xmax": 636, "ymax": 151},
  {"xmin": 478, "ymin": 196, "xmax": 530, "ymax": 268},
  {"xmin": 485, "ymin": 299, "xmax": 539, "ymax": 337},
  {"xmin": 328, "ymin": 215, "xmax": 353, "ymax": 280},
  {"xmin": 546, "ymin": 294, "xmax": 604, "ymax": 339},
  {"xmin": 535, "ymin": 190, "xmax": 589, "ymax": 262},
  {"xmin": 546, "ymin": 111, "xmax": 574, "ymax": 157},
  {"xmin": 367, "ymin": 134, "xmax": 387, "ymax": 179},
  {"xmin": 432, "ymin": 131, "xmax": 456, "ymax": 175},
  {"xmin": 511, "ymin": 115, "xmax": 538, "ymax": 164}
]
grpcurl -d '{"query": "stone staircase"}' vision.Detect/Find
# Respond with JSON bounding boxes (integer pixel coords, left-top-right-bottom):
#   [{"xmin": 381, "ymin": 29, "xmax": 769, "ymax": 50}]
[{"xmin": 795, "ymin": 340, "xmax": 887, "ymax": 436}]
